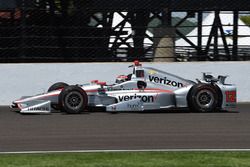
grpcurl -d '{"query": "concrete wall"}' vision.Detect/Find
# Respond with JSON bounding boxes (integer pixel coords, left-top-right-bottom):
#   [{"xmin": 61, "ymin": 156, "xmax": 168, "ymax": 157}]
[{"xmin": 0, "ymin": 61, "xmax": 249, "ymax": 105}]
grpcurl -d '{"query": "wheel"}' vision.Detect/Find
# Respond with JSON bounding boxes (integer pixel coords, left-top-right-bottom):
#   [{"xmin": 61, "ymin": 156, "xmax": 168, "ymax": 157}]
[
  {"xmin": 48, "ymin": 82, "xmax": 69, "ymax": 110},
  {"xmin": 188, "ymin": 84, "xmax": 219, "ymax": 112},
  {"xmin": 59, "ymin": 85, "xmax": 88, "ymax": 114},
  {"xmin": 48, "ymin": 82, "xmax": 69, "ymax": 92}
]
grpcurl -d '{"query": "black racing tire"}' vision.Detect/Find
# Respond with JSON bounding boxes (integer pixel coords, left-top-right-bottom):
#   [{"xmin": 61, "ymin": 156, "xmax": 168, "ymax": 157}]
[
  {"xmin": 48, "ymin": 82, "xmax": 69, "ymax": 110},
  {"xmin": 48, "ymin": 82, "xmax": 69, "ymax": 92},
  {"xmin": 188, "ymin": 84, "xmax": 219, "ymax": 112},
  {"xmin": 59, "ymin": 85, "xmax": 88, "ymax": 114}
]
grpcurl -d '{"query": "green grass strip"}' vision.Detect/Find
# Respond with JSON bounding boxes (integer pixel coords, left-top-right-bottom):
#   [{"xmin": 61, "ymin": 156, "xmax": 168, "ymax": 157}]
[{"xmin": 1, "ymin": 152, "xmax": 250, "ymax": 167}]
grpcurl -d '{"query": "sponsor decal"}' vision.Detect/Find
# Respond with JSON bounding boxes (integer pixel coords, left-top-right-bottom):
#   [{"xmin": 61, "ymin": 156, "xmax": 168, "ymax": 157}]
[
  {"xmin": 225, "ymin": 91, "xmax": 236, "ymax": 103},
  {"xmin": 127, "ymin": 102, "xmax": 142, "ymax": 110},
  {"xmin": 28, "ymin": 107, "xmax": 50, "ymax": 111},
  {"xmin": 148, "ymin": 75, "xmax": 183, "ymax": 88},
  {"xmin": 148, "ymin": 70, "xmax": 157, "ymax": 75},
  {"xmin": 118, "ymin": 94, "xmax": 155, "ymax": 103}
]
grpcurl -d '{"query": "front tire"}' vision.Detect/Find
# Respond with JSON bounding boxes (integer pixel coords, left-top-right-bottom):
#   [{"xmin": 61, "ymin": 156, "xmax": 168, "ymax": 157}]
[
  {"xmin": 48, "ymin": 82, "xmax": 69, "ymax": 92},
  {"xmin": 188, "ymin": 84, "xmax": 219, "ymax": 112},
  {"xmin": 59, "ymin": 85, "xmax": 88, "ymax": 114},
  {"xmin": 48, "ymin": 82, "xmax": 69, "ymax": 110}
]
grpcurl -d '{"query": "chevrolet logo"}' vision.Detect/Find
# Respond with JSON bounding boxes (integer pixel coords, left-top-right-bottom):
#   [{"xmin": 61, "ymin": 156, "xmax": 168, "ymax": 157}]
[{"xmin": 148, "ymin": 70, "xmax": 157, "ymax": 75}]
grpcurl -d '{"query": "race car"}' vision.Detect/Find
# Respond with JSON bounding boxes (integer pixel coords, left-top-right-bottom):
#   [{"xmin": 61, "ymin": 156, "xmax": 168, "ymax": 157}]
[{"xmin": 11, "ymin": 61, "xmax": 237, "ymax": 114}]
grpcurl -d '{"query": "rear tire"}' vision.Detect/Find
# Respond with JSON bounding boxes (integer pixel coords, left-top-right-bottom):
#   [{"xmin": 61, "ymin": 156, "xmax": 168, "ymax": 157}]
[
  {"xmin": 188, "ymin": 84, "xmax": 219, "ymax": 112},
  {"xmin": 59, "ymin": 85, "xmax": 88, "ymax": 114}
]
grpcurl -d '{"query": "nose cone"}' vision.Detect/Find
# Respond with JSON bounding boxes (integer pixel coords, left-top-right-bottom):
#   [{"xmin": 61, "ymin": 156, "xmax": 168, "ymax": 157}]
[{"xmin": 11, "ymin": 96, "xmax": 30, "ymax": 109}]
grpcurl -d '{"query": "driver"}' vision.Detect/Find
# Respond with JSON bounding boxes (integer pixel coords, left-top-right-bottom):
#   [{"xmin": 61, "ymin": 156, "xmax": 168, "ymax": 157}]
[{"xmin": 115, "ymin": 75, "xmax": 128, "ymax": 84}]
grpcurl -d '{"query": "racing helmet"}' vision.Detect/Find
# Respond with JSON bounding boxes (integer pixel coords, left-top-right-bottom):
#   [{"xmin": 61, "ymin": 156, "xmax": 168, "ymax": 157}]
[{"xmin": 115, "ymin": 75, "xmax": 128, "ymax": 84}]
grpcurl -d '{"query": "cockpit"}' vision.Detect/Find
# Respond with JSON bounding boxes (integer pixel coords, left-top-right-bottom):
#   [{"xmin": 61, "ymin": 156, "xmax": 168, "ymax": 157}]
[{"xmin": 115, "ymin": 60, "xmax": 145, "ymax": 84}]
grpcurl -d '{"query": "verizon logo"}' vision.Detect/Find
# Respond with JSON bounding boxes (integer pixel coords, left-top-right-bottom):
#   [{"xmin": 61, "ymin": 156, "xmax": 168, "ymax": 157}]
[
  {"xmin": 149, "ymin": 75, "xmax": 183, "ymax": 88},
  {"xmin": 118, "ymin": 94, "xmax": 154, "ymax": 103}
]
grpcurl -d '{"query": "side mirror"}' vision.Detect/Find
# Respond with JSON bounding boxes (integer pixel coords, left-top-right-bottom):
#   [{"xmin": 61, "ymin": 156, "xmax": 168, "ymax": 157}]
[{"xmin": 137, "ymin": 81, "xmax": 147, "ymax": 90}]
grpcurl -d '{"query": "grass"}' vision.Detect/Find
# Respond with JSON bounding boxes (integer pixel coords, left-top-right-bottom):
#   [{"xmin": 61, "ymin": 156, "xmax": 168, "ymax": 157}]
[{"xmin": 0, "ymin": 152, "xmax": 250, "ymax": 167}]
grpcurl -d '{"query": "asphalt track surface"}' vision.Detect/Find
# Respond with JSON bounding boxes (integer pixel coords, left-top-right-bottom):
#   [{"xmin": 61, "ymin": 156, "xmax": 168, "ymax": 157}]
[{"xmin": 0, "ymin": 104, "xmax": 249, "ymax": 152}]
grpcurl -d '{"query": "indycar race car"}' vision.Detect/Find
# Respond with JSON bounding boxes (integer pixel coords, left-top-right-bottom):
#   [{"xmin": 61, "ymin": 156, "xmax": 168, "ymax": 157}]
[{"xmin": 11, "ymin": 61, "xmax": 237, "ymax": 114}]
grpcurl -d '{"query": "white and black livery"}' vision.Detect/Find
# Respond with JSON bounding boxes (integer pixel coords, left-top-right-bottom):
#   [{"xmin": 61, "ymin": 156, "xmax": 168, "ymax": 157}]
[{"xmin": 11, "ymin": 61, "xmax": 237, "ymax": 114}]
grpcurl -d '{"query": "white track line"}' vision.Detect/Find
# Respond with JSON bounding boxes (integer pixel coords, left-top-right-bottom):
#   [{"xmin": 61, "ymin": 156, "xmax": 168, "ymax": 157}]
[{"xmin": 1, "ymin": 149, "xmax": 250, "ymax": 154}]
